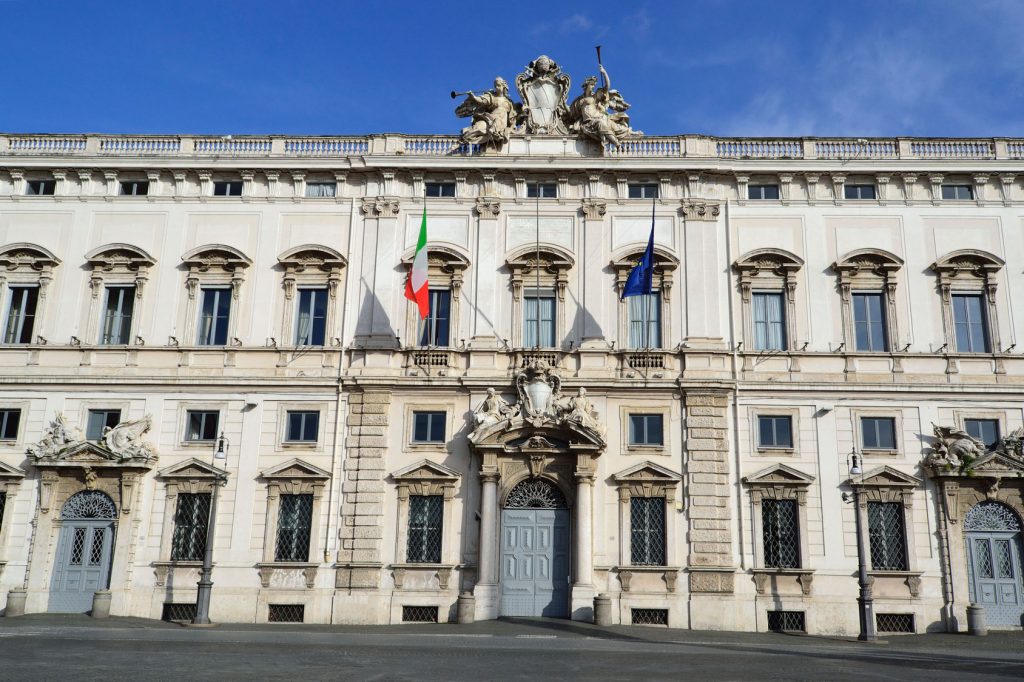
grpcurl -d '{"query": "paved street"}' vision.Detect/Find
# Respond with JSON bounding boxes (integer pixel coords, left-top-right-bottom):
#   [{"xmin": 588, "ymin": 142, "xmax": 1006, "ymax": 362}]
[{"xmin": 1, "ymin": 615, "xmax": 1022, "ymax": 681}]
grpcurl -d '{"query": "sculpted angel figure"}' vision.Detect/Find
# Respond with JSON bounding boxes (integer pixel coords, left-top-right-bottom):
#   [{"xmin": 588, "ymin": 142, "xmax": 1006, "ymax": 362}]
[
  {"xmin": 27, "ymin": 412, "xmax": 85, "ymax": 458},
  {"xmin": 455, "ymin": 77, "xmax": 518, "ymax": 151},
  {"xmin": 568, "ymin": 65, "xmax": 641, "ymax": 149},
  {"xmin": 103, "ymin": 415, "xmax": 157, "ymax": 461},
  {"xmin": 927, "ymin": 424, "xmax": 984, "ymax": 469},
  {"xmin": 473, "ymin": 388, "xmax": 519, "ymax": 429},
  {"xmin": 558, "ymin": 388, "xmax": 604, "ymax": 435}
]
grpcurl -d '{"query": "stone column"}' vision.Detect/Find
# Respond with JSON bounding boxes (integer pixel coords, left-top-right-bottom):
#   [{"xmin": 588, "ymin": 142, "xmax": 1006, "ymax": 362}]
[
  {"xmin": 477, "ymin": 470, "xmax": 499, "ymax": 585},
  {"xmin": 579, "ymin": 199, "xmax": 607, "ymax": 348},
  {"xmin": 571, "ymin": 469, "xmax": 597, "ymax": 621},
  {"xmin": 471, "ymin": 197, "xmax": 501, "ymax": 347}
]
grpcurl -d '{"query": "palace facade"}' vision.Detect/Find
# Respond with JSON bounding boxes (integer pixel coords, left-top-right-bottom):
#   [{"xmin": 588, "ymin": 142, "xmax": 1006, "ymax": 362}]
[{"xmin": 1, "ymin": 98, "xmax": 1023, "ymax": 634}]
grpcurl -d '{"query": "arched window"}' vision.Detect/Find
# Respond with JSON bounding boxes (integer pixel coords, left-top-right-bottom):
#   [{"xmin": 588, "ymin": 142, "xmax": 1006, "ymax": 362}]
[
  {"xmin": 611, "ymin": 246, "xmax": 679, "ymax": 350},
  {"xmin": 61, "ymin": 490, "xmax": 116, "ymax": 520},
  {"xmin": 932, "ymin": 250, "xmax": 1004, "ymax": 355},
  {"xmin": 0, "ymin": 243, "xmax": 61, "ymax": 345},
  {"xmin": 506, "ymin": 245, "xmax": 574, "ymax": 349},
  {"xmin": 84, "ymin": 244, "xmax": 157, "ymax": 345},
  {"xmin": 504, "ymin": 478, "xmax": 567, "ymax": 509},
  {"xmin": 277, "ymin": 245, "xmax": 346, "ymax": 347},
  {"xmin": 832, "ymin": 249, "xmax": 904, "ymax": 353},
  {"xmin": 965, "ymin": 501, "xmax": 1021, "ymax": 531},
  {"xmin": 733, "ymin": 249, "xmax": 804, "ymax": 353},
  {"xmin": 180, "ymin": 245, "xmax": 252, "ymax": 346}
]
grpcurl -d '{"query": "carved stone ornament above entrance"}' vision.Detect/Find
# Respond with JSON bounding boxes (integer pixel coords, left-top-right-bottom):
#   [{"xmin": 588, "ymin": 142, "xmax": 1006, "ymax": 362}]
[
  {"xmin": 925, "ymin": 423, "xmax": 1024, "ymax": 479},
  {"xmin": 28, "ymin": 412, "xmax": 158, "ymax": 467}
]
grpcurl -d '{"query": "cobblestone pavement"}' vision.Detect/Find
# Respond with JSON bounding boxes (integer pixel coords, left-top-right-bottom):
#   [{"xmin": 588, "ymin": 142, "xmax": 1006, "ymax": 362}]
[{"xmin": 1, "ymin": 615, "xmax": 1021, "ymax": 681}]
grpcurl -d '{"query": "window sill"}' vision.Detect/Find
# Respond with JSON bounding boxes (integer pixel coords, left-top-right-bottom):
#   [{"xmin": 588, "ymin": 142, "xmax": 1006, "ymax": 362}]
[
  {"xmin": 614, "ymin": 565, "xmax": 681, "ymax": 593},
  {"xmin": 756, "ymin": 447, "xmax": 795, "ymax": 455},
  {"xmin": 152, "ymin": 560, "xmax": 204, "ymax": 587},
  {"xmin": 256, "ymin": 562, "xmax": 319, "ymax": 588},
  {"xmin": 626, "ymin": 445, "xmax": 666, "ymax": 455},
  {"xmin": 750, "ymin": 568, "xmax": 814, "ymax": 596},
  {"xmin": 861, "ymin": 449, "xmax": 900, "ymax": 457},
  {"xmin": 388, "ymin": 563, "xmax": 457, "ymax": 590}
]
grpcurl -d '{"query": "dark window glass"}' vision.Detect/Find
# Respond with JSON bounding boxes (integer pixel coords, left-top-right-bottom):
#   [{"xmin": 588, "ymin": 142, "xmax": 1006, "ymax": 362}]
[
  {"xmin": 748, "ymin": 184, "xmax": 780, "ymax": 200},
  {"xmin": 3, "ymin": 286, "xmax": 38, "ymax": 344},
  {"xmin": 412, "ymin": 411, "xmax": 445, "ymax": 443},
  {"xmin": 762, "ymin": 499, "xmax": 800, "ymax": 568},
  {"xmin": 286, "ymin": 411, "xmax": 320, "ymax": 442},
  {"xmin": 0, "ymin": 409, "xmax": 21, "ymax": 440},
  {"xmin": 523, "ymin": 290, "xmax": 556, "ymax": 347},
  {"xmin": 630, "ymin": 497, "xmax": 666, "ymax": 566},
  {"xmin": 86, "ymin": 409, "xmax": 121, "ymax": 441},
  {"xmin": 0, "ymin": 491, "xmax": 6, "ymax": 535},
  {"xmin": 861, "ymin": 417, "xmax": 896, "ymax": 450},
  {"xmin": 407, "ymin": 495, "xmax": 443, "ymax": 563},
  {"xmin": 752, "ymin": 292, "xmax": 786, "ymax": 351},
  {"xmin": 952, "ymin": 293, "xmax": 989, "ymax": 353},
  {"xmin": 185, "ymin": 410, "xmax": 219, "ymax": 441},
  {"xmin": 425, "ymin": 182, "xmax": 456, "ymax": 198},
  {"xmin": 852, "ymin": 292, "xmax": 887, "ymax": 352},
  {"xmin": 100, "ymin": 286, "xmax": 136, "ymax": 345},
  {"xmin": 628, "ymin": 184, "xmax": 659, "ymax": 199},
  {"xmin": 628, "ymin": 293, "xmax": 661, "ymax": 348},
  {"xmin": 295, "ymin": 288, "xmax": 327, "ymax": 346},
  {"xmin": 305, "ymin": 182, "xmax": 336, "ymax": 198},
  {"xmin": 26, "ymin": 180, "xmax": 56, "ymax": 196},
  {"xmin": 844, "ymin": 184, "xmax": 876, "ymax": 200},
  {"xmin": 758, "ymin": 415, "xmax": 793, "ymax": 448},
  {"xmin": 171, "ymin": 493, "xmax": 211, "ymax": 561},
  {"xmin": 629, "ymin": 414, "xmax": 664, "ymax": 446},
  {"xmin": 197, "ymin": 288, "xmax": 231, "ymax": 345},
  {"xmin": 119, "ymin": 181, "xmax": 149, "ymax": 196},
  {"xmin": 964, "ymin": 418, "xmax": 1000, "ymax": 450},
  {"xmin": 275, "ymin": 494, "xmax": 313, "ymax": 562},
  {"xmin": 526, "ymin": 182, "xmax": 557, "ymax": 198},
  {"xmin": 941, "ymin": 184, "xmax": 973, "ymax": 200},
  {"xmin": 213, "ymin": 181, "xmax": 243, "ymax": 196},
  {"xmin": 868, "ymin": 501, "xmax": 907, "ymax": 571},
  {"xmin": 418, "ymin": 290, "xmax": 451, "ymax": 347}
]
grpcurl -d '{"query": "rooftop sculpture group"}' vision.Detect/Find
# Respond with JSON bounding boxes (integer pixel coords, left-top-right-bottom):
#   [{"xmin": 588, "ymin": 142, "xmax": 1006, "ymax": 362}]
[{"xmin": 453, "ymin": 53, "xmax": 642, "ymax": 152}]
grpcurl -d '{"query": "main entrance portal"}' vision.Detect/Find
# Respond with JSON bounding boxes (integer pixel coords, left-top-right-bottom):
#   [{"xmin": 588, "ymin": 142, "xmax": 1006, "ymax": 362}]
[
  {"xmin": 49, "ymin": 490, "xmax": 117, "ymax": 613},
  {"xmin": 500, "ymin": 479, "xmax": 570, "ymax": 617},
  {"xmin": 965, "ymin": 501, "xmax": 1024, "ymax": 627}
]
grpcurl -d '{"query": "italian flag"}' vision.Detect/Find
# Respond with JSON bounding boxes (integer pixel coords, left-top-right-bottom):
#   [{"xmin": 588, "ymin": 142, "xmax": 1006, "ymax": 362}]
[{"xmin": 405, "ymin": 204, "xmax": 430, "ymax": 319}]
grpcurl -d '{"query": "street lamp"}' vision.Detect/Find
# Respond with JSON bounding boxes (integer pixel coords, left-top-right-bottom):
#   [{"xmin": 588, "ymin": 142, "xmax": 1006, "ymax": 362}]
[
  {"xmin": 192, "ymin": 432, "xmax": 229, "ymax": 626},
  {"xmin": 842, "ymin": 449, "xmax": 876, "ymax": 641}
]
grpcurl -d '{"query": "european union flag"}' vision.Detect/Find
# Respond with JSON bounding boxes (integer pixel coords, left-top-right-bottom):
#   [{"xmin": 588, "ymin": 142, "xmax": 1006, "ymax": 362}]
[{"xmin": 621, "ymin": 223, "xmax": 654, "ymax": 299}]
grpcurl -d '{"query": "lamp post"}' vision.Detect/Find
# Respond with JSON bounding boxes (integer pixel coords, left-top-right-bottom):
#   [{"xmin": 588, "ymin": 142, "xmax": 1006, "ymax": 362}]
[
  {"xmin": 843, "ymin": 450, "xmax": 877, "ymax": 641},
  {"xmin": 193, "ymin": 432, "xmax": 228, "ymax": 626}
]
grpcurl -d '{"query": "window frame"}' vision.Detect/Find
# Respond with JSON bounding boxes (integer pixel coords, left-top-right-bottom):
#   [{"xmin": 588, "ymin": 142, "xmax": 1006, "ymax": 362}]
[
  {"xmin": 406, "ymin": 494, "xmax": 444, "ymax": 564},
  {"xmin": 0, "ymin": 408, "xmax": 21, "ymax": 441},
  {"xmin": 751, "ymin": 290, "xmax": 787, "ymax": 351},
  {"xmin": 196, "ymin": 286, "xmax": 232, "ymax": 346},
  {"xmin": 628, "ymin": 413, "xmax": 665, "ymax": 447},
  {"xmin": 403, "ymin": 247, "xmax": 468, "ymax": 351},
  {"xmin": 424, "ymin": 182, "xmax": 456, "ymax": 198},
  {"xmin": 613, "ymin": 462, "xmax": 681, "ymax": 570},
  {"xmin": 844, "ymin": 183, "xmax": 877, "ymax": 200},
  {"xmin": 522, "ymin": 287, "xmax": 557, "ymax": 349},
  {"xmin": 304, "ymin": 181, "xmax": 337, "ymax": 198},
  {"xmin": 411, "ymin": 410, "xmax": 447, "ymax": 444},
  {"xmin": 941, "ymin": 184, "xmax": 974, "ymax": 201},
  {"xmin": 86, "ymin": 409, "xmax": 122, "ymax": 441},
  {"xmin": 274, "ymin": 493, "xmax": 314, "ymax": 562},
  {"xmin": 950, "ymin": 292, "xmax": 990, "ymax": 353},
  {"xmin": 118, "ymin": 180, "xmax": 150, "ymax": 196},
  {"xmin": 963, "ymin": 417, "xmax": 1000, "ymax": 451},
  {"xmin": 212, "ymin": 180, "xmax": 243, "ymax": 197},
  {"xmin": 25, "ymin": 179, "xmax": 56, "ymax": 196},
  {"xmin": 526, "ymin": 182, "xmax": 558, "ymax": 199},
  {"xmin": 932, "ymin": 250, "xmax": 1003, "ymax": 357},
  {"xmin": 851, "ymin": 291, "xmax": 888, "ymax": 352},
  {"xmin": 278, "ymin": 245, "xmax": 346, "ymax": 350},
  {"xmin": 866, "ymin": 500, "xmax": 909, "ymax": 571},
  {"xmin": 613, "ymin": 247, "xmax": 677, "ymax": 352},
  {"xmin": 169, "ymin": 492, "xmax": 211, "ymax": 561},
  {"xmin": 629, "ymin": 496, "xmax": 667, "ymax": 566},
  {"xmin": 507, "ymin": 246, "xmax": 573, "ymax": 349},
  {"xmin": 293, "ymin": 287, "xmax": 328, "ymax": 346},
  {"xmin": 743, "ymin": 463, "xmax": 814, "ymax": 579},
  {"xmin": 3, "ymin": 285, "xmax": 39, "ymax": 345},
  {"xmin": 391, "ymin": 460, "xmax": 460, "ymax": 568},
  {"xmin": 184, "ymin": 409, "xmax": 220, "ymax": 443},
  {"xmin": 627, "ymin": 183, "xmax": 659, "ymax": 199},
  {"xmin": 417, "ymin": 289, "xmax": 452, "ymax": 348},
  {"xmin": 99, "ymin": 284, "xmax": 137, "ymax": 345},
  {"xmin": 748, "ymin": 184, "xmax": 780, "ymax": 201},
  {"xmin": 258, "ymin": 459, "xmax": 330, "ymax": 575},
  {"xmin": 860, "ymin": 416, "xmax": 898, "ymax": 452},
  {"xmin": 757, "ymin": 414, "xmax": 794, "ymax": 450},
  {"xmin": 284, "ymin": 410, "xmax": 320, "ymax": 444},
  {"xmin": 182, "ymin": 245, "xmax": 251, "ymax": 348},
  {"xmin": 734, "ymin": 249, "xmax": 803, "ymax": 356}
]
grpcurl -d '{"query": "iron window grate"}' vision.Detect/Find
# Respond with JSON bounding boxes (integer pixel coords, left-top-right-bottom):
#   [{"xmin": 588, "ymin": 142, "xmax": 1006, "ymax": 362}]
[
  {"xmin": 762, "ymin": 499, "xmax": 800, "ymax": 568},
  {"xmin": 407, "ymin": 495, "xmax": 443, "ymax": 563},
  {"xmin": 275, "ymin": 494, "xmax": 313, "ymax": 562},
  {"xmin": 876, "ymin": 613, "xmax": 915, "ymax": 633},
  {"xmin": 867, "ymin": 501, "xmax": 908, "ymax": 571},
  {"xmin": 402, "ymin": 605, "xmax": 439, "ymax": 623},
  {"xmin": 767, "ymin": 610, "xmax": 806, "ymax": 633},
  {"xmin": 630, "ymin": 497, "xmax": 666, "ymax": 566},
  {"xmin": 268, "ymin": 604, "xmax": 305, "ymax": 623},
  {"xmin": 161, "ymin": 602, "xmax": 197, "ymax": 623},
  {"xmin": 631, "ymin": 608, "xmax": 669, "ymax": 626},
  {"xmin": 171, "ymin": 493, "xmax": 211, "ymax": 561}
]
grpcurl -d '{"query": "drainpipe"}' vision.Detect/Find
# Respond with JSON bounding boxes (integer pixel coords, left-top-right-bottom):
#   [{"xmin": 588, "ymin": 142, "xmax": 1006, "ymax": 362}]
[{"xmin": 723, "ymin": 199, "xmax": 745, "ymax": 569}]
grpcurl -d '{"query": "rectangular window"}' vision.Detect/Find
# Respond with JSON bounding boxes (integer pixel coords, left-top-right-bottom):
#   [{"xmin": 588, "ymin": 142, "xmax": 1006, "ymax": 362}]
[
  {"xmin": 185, "ymin": 410, "xmax": 219, "ymax": 442},
  {"xmin": 844, "ymin": 184, "xmax": 876, "ymax": 200},
  {"xmin": 762, "ymin": 499, "xmax": 800, "ymax": 568},
  {"xmin": 523, "ymin": 289, "xmax": 556, "ymax": 347},
  {"xmin": 197, "ymin": 287, "xmax": 231, "ymax": 346},
  {"xmin": 0, "ymin": 408, "xmax": 20, "ymax": 440},
  {"xmin": 964, "ymin": 418, "xmax": 1000, "ymax": 450},
  {"xmin": 412, "ymin": 411, "xmax": 445, "ymax": 443},
  {"xmin": 171, "ymin": 493, "xmax": 211, "ymax": 561},
  {"xmin": 628, "ymin": 414, "xmax": 664, "ymax": 446},
  {"xmin": 119, "ymin": 180, "xmax": 149, "ymax": 196},
  {"xmin": 628, "ymin": 183, "xmax": 659, "ymax": 199},
  {"xmin": 418, "ymin": 289, "xmax": 451, "ymax": 347},
  {"xmin": 941, "ymin": 184, "xmax": 973, "ymax": 200},
  {"xmin": 752, "ymin": 292, "xmax": 786, "ymax": 351},
  {"xmin": 757, "ymin": 415, "xmax": 793, "ymax": 449},
  {"xmin": 852, "ymin": 292, "xmax": 887, "ymax": 352},
  {"xmin": 407, "ymin": 495, "xmax": 443, "ymax": 563},
  {"xmin": 861, "ymin": 416, "xmax": 897, "ymax": 450},
  {"xmin": 25, "ymin": 180, "xmax": 56, "ymax": 196},
  {"xmin": 748, "ymin": 184, "xmax": 780, "ymax": 200},
  {"xmin": 286, "ymin": 411, "xmax": 320, "ymax": 443},
  {"xmin": 628, "ymin": 293, "xmax": 661, "ymax": 349},
  {"xmin": 3, "ymin": 286, "xmax": 39, "ymax": 345},
  {"xmin": 630, "ymin": 497, "xmax": 666, "ymax": 566},
  {"xmin": 86, "ymin": 409, "xmax": 121, "ymax": 441},
  {"xmin": 424, "ymin": 182, "xmax": 456, "ymax": 198},
  {"xmin": 305, "ymin": 182, "xmax": 336, "ymax": 198},
  {"xmin": 212, "ymin": 181, "xmax": 243, "ymax": 196},
  {"xmin": 952, "ymin": 293, "xmax": 989, "ymax": 353},
  {"xmin": 294, "ymin": 288, "xmax": 328, "ymax": 346},
  {"xmin": 275, "ymin": 494, "xmax": 313, "ymax": 562},
  {"xmin": 99, "ymin": 285, "xmax": 136, "ymax": 345},
  {"xmin": 867, "ymin": 501, "xmax": 908, "ymax": 571},
  {"xmin": 526, "ymin": 182, "xmax": 557, "ymax": 198}
]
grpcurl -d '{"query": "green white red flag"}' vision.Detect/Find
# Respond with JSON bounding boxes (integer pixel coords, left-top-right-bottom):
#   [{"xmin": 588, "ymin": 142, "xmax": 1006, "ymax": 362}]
[{"xmin": 405, "ymin": 203, "xmax": 430, "ymax": 319}]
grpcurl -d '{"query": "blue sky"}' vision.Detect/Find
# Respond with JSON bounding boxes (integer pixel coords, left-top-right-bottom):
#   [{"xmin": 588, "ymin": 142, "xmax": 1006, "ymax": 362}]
[{"xmin": 3, "ymin": 0, "xmax": 1023, "ymax": 137}]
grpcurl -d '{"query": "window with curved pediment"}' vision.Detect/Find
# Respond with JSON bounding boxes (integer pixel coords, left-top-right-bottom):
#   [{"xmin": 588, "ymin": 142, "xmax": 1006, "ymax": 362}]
[
  {"xmin": 402, "ymin": 247, "xmax": 469, "ymax": 349},
  {"xmin": 84, "ymin": 244, "xmax": 156, "ymax": 345},
  {"xmin": 0, "ymin": 243, "xmax": 60, "ymax": 345},
  {"xmin": 277, "ymin": 245, "xmax": 347, "ymax": 347},
  {"xmin": 833, "ymin": 249, "xmax": 903, "ymax": 353},
  {"xmin": 734, "ymin": 249, "xmax": 803, "ymax": 352},
  {"xmin": 507, "ymin": 246, "xmax": 574, "ymax": 349},
  {"xmin": 180, "ymin": 245, "xmax": 252, "ymax": 347},
  {"xmin": 932, "ymin": 250, "xmax": 1004, "ymax": 354},
  {"xmin": 611, "ymin": 247, "xmax": 678, "ymax": 350}
]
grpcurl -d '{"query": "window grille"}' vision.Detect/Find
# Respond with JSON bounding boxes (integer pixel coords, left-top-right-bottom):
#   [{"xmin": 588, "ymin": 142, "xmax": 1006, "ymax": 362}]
[
  {"xmin": 4, "ymin": 286, "xmax": 38, "ymax": 344},
  {"xmin": 631, "ymin": 608, "xmax": 669, "ymax": 625},
  {"xmin": 630, "ymin": 497, "xmax": 666, "ymax": 566},
  {"xmin": 762, "ymin": 499, "xmax": 799, "ymax": 568},
  {"xmin": 0, "ymin": 408, "xmax": 21, "ymax": 440},
  {"xmin": 295, "ymin": 288, "xmax": 328, "ymax": 346},
  {"xmin": 268, "ymin": 604, "xmax": 305, "ymax": 623},
  {"xmin": 867, "ymin": 501, "xmax": 908, "ymax": 571},
  {"xmin": 505, "ymin": 479, "xmax": 567, "ymax": 509},
  {"xmin": 876, "ymin": 613, "xmax": 915, "ymax": 633},
  {"xmin": 852, "ymin": 292, "xmax": 887, "ymax": 352},
  {"xmin": 162, "ymin": 602, "xmax": 197, "ymax": 623},
  {"xmin": 752, "ymin": 292, "xmax": 786, "ymax": 351},
  {"xmin": 402, "ymin": 605, "xmax": 439, "ymax": 623},
  {"xmin": 767, "ymin": 610, "xmax": 805, "ymax": 632},
  {"xmin": 407, "ymin": 495, "xmax": 443, "ymax": 563},
  {"xmin": 171, "ymin": 493, "xmax": 211, "ymax": 561},
  {"xmin": 61, "ymin": 490, "xmax": 117, "ymax": 519},
  {"xmin": 964, "ymin": 502, "xmax": 1021, "ymax": 531},
  {"xmin": 275, "ymin": 494, "xmax": 313, "ymax": 562}
]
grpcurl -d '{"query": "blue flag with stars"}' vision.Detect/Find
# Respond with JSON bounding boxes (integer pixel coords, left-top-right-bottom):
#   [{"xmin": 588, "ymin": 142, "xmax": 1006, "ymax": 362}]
[{"xmin": 621, "ymin": 215, "xmax": 655, "ymax": 299}]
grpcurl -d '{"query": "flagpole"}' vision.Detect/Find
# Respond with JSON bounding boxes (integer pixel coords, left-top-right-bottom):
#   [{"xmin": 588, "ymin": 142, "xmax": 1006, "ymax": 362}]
[
  {"xmin": 535, "ymin": 182, "xmax": 541, "ymax": 350},
  {"xmin": 647, "ymin": 192, "xmax": 655, "ymax": 350}
]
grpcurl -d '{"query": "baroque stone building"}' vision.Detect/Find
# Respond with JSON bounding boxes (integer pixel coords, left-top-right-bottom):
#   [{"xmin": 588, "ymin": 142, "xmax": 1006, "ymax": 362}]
[{"xmin": 1, "ymin": 58, "xmax": 1023, "ymax": 634}]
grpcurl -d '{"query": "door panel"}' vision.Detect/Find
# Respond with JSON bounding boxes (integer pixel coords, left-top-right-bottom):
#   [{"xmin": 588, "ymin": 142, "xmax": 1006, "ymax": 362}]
[
  {"xmin": 49, "ymin": 521, "xmax": 114, "ymax": 613},
  {"xmin": 968, "ymin": 531, "xmax": 1024, "ymax": 626},
  {"xmin": 500, "ymin": 508, "xmax": 570, "ymax": 617}
]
